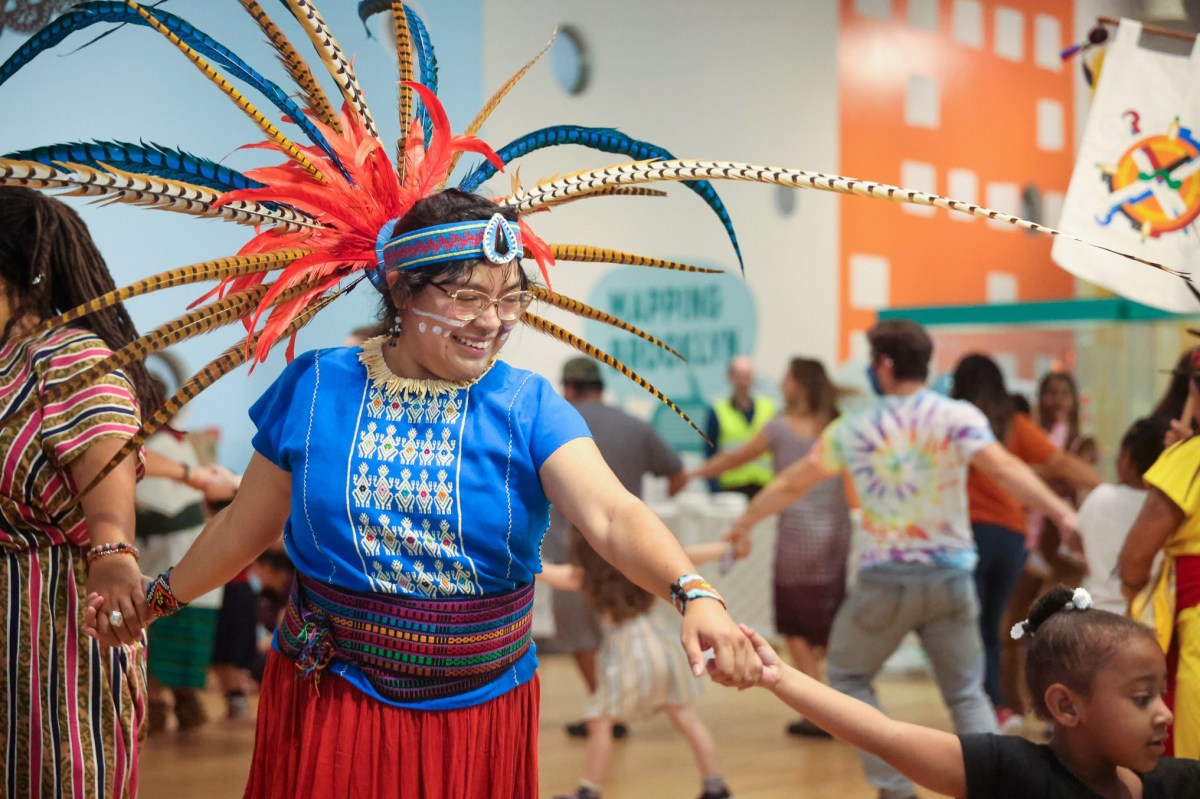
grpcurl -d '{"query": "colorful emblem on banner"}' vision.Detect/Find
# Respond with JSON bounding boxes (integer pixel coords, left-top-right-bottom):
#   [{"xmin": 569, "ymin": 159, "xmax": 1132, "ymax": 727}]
[{"xmin": 1096, "ymin": 115, "xmax": 1200, "ymax": 240}]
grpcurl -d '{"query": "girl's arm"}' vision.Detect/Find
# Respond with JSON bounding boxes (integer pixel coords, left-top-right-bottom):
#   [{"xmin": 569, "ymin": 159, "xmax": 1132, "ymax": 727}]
[
  {"xmin": 685, "ymin": 541, "xmax": 733, "ymax": 568},
  {"xmin": 540, "ymin": 438, "xmax": 760, "ymax": 687},
  {"xmin": 1038, "ymin": 451, "xmax": 1103, "ymax": 491},
  {"xmin": 742, "ymin": 625, "xmax": 967, "ymax": 798},
  {"xmin": 537, "ymin": 563, "xmax": 583, "ymax": 591},
  {"xmin": 74, "ymin": 437, "xmax": 145, "ymax": 647},
  {"xmin": 725, "ymin": 448, "xmax": 836, "ymax": 547},
  {"xmin": 683, "ymin": 429, "xmax": 770, "ymax": 482},
  {"xmin": 1118, "ymin": 487, "xmax": 1179, "ymax": 597}
]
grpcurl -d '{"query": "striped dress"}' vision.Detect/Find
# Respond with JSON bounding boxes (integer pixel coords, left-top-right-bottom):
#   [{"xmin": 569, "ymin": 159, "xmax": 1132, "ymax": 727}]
[{"xmin": 0, "ymin": 327, "xmax": 145, "ymax": 799}]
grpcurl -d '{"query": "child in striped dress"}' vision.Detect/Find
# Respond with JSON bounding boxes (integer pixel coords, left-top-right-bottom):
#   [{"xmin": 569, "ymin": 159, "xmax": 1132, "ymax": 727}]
[{"xmin": 541, "ymin": 530, "xmax": 735, "ymax": 799}]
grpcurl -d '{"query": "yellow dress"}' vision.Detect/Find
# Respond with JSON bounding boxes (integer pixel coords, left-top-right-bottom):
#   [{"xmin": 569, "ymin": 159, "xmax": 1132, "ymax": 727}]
[{"xmin": 1141, "ymin": 435, "xmax": 1200, "ymax": 758}]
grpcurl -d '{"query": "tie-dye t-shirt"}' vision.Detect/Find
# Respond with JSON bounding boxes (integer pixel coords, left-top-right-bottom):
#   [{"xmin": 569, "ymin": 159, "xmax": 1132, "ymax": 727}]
[{"xmin": 818, "ymin": 390, "xmax": 994, "ymax": 571}]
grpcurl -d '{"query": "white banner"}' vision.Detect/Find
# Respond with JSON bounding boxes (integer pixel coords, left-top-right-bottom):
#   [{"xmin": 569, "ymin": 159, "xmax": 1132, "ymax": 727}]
[{"xmin": 1052, "ymin": 20, "xmax": 1200, "ymax": 312}]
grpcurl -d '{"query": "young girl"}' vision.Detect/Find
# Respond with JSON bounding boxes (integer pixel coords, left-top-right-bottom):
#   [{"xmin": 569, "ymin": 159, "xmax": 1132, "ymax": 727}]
[
  {"xmin": 740, "ymin": 585, "xmax": 1200, "ymax": 798},
  {"xmin": 541, "ymin": 532, "xmax": 735, "ymax": 799}
]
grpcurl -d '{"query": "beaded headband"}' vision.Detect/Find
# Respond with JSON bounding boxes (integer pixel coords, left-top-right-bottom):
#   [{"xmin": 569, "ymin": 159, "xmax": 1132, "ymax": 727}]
[{"xmin": 370, "ymin": 213, "xmax": 522, "ymax": 290}]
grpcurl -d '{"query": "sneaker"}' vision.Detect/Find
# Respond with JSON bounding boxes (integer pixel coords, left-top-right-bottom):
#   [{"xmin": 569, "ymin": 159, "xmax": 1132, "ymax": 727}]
[
  {"xmin": 225, "ymin": 691, "xmax": 249, "ymax": 721},
  {"xmin": 697, "ymin": 788, "xmax": 732, "ymax": 799},
  {"xmin": 564, "ymin": 720, "xmax": 629, "ymax": 739},
  {"xmin": 786, "ymin": 718, "xmax": 832, "ymax": 738},
  {"xmin": 554, "ymin": 789, "xmax": 600, "ymax": 799}
]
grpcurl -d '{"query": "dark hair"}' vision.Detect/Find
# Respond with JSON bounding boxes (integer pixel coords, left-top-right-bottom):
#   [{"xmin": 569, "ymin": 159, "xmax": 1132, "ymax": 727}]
[
  {"xmin": 1010, "ymin": 392, "xmax": 1032, "ymax": 415},
  {"xmin": 786, "ymin": 357, "xmax": 842, "ymax": 423},
  {"xmin": 0, "ymin": 187, "xmax": 160, "ymax": 414},
  {"xmin": 568, "ymin": 528, "xmax": 654, "ymax": 624},
  {"xmin": 1019, "ymin": 585, "xmax": 1157, "ymax": 720},
  {"xmin": 1121, "ymin": 416, "xmax": 1168, "ymax": 476},
  {"xmin": 1152, "ymin": 347, "xmax": 1198, "ymax": 424},
  {"xmin": 866, "ymin": 319, "xmax": 932, "ymax": 381},
  {"xmin": 951, "ymin": 353, "xmax": 1014, "ymax": 441},
  {"xmin": 1038, "ymin": 371, "xmax": 1082, "ymax": 439},
  {"xmin": 379, "ymin": 189, "xmax": 527, "ymax": 318}
]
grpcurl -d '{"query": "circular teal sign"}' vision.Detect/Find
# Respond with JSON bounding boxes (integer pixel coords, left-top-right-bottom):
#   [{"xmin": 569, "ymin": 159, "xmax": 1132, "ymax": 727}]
[{"xmin": 584, "ymin": 267, "xmax": 758, "ymax": 452}]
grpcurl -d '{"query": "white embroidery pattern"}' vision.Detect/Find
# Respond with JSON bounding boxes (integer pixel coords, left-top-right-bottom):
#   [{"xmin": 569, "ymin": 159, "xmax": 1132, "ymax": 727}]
[{"xmin": 350, "ymin": 382, "xmax": 477, "ymax": 597}]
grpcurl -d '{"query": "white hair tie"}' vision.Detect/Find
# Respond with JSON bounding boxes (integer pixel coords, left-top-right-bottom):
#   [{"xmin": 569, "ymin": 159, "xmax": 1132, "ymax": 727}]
[{"xmin": 1009, "ymin": 587, "xmax": 1093, "ymax": 640}]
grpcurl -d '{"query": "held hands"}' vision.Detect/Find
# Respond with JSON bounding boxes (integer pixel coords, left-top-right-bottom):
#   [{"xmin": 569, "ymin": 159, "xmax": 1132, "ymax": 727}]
[
  {"xmin": 721, "ymin": 522, "xmax": 753, "ymax": 559},
  {"xmin": 738, "ymin": 624, "xmax": 782, "ymax": 689},
  {"xmin": 83, "ymin": 557, "xmax": 151, "ymax": 647},
  {"xmin": 186, "ymin": 463, "xmax": 240, "ymax": 503},
  {"xmin": 679, "ymin": 598, "xmax": 762, "ymax": 688}
]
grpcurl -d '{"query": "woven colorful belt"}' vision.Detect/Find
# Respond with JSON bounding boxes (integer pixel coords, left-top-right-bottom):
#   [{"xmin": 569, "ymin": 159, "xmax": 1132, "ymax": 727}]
[{"xmin": 277, "ymin": 576, "xmax": 534, "ymax": 702}]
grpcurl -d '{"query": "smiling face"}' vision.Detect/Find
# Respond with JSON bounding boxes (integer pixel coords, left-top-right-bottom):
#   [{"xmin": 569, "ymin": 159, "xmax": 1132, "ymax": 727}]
[
  {"xmin": 387, "ymin": 261, "xmax": 525, "ymax": 383},
  {"xmin": 1073, "ymin": 635, "xmax": 1172, "ymax": 773}
]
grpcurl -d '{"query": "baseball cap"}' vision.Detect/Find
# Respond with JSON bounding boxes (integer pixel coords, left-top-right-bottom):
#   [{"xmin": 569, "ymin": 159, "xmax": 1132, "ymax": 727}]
[{"xmin": 562, "ymin": 357, "xmax": 602, "ymax": 385}]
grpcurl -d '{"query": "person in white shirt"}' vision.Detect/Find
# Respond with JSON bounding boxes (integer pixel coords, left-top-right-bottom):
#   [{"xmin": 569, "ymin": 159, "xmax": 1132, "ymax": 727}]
[{"xmin": 1077, "ymin": 416, "xmax": 1168, "ymax": 613}]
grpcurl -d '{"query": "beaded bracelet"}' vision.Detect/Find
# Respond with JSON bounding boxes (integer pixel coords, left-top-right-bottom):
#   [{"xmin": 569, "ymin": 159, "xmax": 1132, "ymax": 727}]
[
  {"xmin": 146, "ymin": 567, "xmax": 189, "ymax": 618},
  {"xmin": 86, "ymin": 542, "xmax": 140, "ymax": 565},
  {"xmin": 669, "ymin": 572, "xmax": 727, "ymax": 615}
]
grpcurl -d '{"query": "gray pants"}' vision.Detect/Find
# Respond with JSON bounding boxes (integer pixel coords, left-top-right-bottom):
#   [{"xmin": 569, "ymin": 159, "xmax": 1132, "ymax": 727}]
[{"xmin": 827, "ymin": 562, "xmax": 997, "ymax": 799}]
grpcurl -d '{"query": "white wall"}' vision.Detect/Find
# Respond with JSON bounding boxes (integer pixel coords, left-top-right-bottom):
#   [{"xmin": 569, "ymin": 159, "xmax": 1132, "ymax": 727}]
[{"xmin": 480, "ymin": 0, "xmax": 841, "ymax": 407}]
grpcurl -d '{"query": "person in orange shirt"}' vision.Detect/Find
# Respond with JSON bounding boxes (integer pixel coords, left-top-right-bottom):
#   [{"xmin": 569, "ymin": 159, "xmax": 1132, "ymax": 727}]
[{"xmin": 950, "ymin": 354, "xmax": 1102, "ymax": 728}]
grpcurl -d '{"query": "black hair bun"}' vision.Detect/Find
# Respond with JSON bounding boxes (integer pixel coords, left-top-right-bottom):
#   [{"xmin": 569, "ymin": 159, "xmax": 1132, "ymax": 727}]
[
  {"xmin": 1087, "ymin": 26, "xmax": 1109, "ymax": 45},
  {"xmin": 1025, "ymin": 584, "xmax": 1075, "ymax": 635}
]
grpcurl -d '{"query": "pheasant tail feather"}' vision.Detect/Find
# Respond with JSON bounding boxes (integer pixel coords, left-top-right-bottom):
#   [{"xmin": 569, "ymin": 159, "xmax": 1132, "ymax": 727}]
[{"xmin": 521, "ymin": 312, "xmax": 708, "ymax": 443}]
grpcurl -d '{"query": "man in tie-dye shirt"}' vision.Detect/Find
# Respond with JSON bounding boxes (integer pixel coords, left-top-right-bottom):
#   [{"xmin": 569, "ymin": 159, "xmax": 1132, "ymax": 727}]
[{"xmin": 726, "ymin": 320, "xmax": 1077, "ymax": 799}]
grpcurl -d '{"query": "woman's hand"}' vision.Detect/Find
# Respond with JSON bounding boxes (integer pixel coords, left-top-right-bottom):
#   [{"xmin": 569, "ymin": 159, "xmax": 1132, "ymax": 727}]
[
  {"xmin": 84, "ymin": 556, "xmax": 151, "ymax": 647},
  {"xmin": 680, "ymin": 598, "xmax": 762, "ymax": 688}
]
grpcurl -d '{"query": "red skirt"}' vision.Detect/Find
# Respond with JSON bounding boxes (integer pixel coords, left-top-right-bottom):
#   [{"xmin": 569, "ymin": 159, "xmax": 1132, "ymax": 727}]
[{"xmin": 244, "ymin": 651, "xmax": 540, "ymax": 798}]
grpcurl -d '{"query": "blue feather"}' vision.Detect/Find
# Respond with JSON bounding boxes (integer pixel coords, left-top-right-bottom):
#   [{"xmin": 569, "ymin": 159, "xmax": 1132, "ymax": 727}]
[
  {"xmin": 3, "ymin": 141, "xmax": 263, "ymax": 192},
  {"xmin": 0, "ymin": 2, "xmax": 351, "ymax": 182},
  {"xmin": 354, "ymin": 1, "xmax": 437, "ymax": 146},
  {"xmin": 459, "ymin": 126, "xmax": 744, "ymax": 272}
]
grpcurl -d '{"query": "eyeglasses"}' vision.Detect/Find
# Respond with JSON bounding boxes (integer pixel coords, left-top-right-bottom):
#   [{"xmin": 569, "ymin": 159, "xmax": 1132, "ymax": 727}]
[{"xmin": 428, "ymin": 283, "xmax": 534, "ymax": 322}]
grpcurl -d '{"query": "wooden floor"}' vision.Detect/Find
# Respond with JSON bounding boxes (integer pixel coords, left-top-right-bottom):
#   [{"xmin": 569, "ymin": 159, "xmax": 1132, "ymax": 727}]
[{"xmin": 140, "ymin": 653, "xmax": 961, "ymax": 798}]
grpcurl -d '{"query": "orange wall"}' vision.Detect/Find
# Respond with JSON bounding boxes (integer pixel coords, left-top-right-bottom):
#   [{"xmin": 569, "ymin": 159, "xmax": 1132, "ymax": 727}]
[{"xmin": 838, "ymin": 0, "xmax": 1077, "ymax": 359}]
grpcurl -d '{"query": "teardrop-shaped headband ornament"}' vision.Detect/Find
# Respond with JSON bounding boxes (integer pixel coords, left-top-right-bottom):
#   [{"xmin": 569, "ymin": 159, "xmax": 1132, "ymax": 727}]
[{"xmin": 375, "ymin": 213, "xmax": 523, "ymax": 282}]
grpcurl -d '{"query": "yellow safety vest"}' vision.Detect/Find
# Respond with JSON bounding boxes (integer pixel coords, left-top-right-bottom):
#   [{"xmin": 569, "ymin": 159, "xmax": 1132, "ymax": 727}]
[{"xmin": 713, "ymin": 396, "xmax": 776, "ymax": 489}]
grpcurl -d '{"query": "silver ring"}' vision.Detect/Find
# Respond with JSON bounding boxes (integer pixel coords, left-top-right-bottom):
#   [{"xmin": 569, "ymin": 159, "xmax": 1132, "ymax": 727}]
[{"xmin": 109, "ymin": 610, "xmax": 124, "ymax": 627}]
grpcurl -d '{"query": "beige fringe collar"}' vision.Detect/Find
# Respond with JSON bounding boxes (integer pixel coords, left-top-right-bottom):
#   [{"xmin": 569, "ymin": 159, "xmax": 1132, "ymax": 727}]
[{"xmin": 357, "ymin": 335, "xmax": 494, "ymax": 398}]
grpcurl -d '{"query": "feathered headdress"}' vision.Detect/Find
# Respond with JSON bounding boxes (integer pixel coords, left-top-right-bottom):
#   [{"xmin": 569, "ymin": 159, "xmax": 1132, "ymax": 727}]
[{"xmin": 0, "ymin": 0, "xmax": 1188, "ymax": 496}]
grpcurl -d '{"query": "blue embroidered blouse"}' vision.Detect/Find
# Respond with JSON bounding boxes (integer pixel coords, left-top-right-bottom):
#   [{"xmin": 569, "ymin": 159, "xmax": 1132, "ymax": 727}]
[{"xmin": 250, "ymin": 345, "xmax": 590, "ymax": 709}]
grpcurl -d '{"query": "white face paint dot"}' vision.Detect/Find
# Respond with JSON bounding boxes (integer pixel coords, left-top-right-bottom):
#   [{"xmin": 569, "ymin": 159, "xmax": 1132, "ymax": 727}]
[
  {"xmin": 418, "ymin": 322, "xmax": 427, "ymax": 333},
  {"xmin": 432, "ymin": 325, "xmax": 442, "ymax": 335}
]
